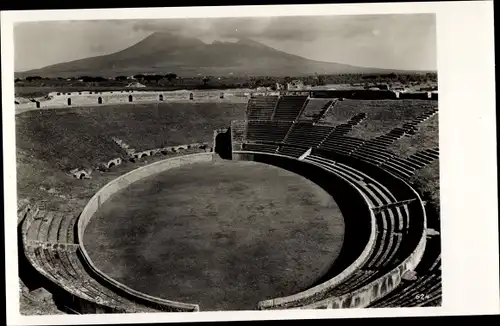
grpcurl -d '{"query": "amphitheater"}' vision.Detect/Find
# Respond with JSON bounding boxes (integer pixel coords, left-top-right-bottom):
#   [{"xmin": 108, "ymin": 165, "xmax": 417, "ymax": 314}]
[{"xmin": 17, "ymin": 89, "xmax": 441, "ymax": 314}]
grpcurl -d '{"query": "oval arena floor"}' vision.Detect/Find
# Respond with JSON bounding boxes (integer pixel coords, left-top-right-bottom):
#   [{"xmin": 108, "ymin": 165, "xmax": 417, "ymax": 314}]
[{"xmin": 83, "ymin": 159, "xmax": 345, "ymax": 310}]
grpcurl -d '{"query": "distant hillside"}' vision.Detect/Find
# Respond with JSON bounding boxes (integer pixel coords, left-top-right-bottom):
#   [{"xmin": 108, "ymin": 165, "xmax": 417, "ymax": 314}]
[{"xmin": 17, "ymin": 32, "xmax": 424, "ymax": 78}]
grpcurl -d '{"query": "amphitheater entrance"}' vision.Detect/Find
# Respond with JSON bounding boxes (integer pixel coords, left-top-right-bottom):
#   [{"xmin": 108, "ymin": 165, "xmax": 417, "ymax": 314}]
[
  {"xmin": 159, "ymin": 94, "xmax": 164, "ymax": 101},
  {"xmin": 214, "ymin": 128, "xmax": 232, "ymax": 160},
  {"xmin": 67, "ymin": 98, "xmax": 71, "ymax": 106},
  {"xmin": 129, "ymin": 95, "xmax": 133, "ymax": 102},
  {"xmin": 98, "ymin": 97, "xmax": 102, "ymax": 104}
]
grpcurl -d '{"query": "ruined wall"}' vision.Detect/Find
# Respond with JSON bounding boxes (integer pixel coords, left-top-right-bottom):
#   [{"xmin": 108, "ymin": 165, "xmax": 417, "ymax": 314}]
[
  {"xmin": 15, "ymin": 90, "xmax": 248, "ymax": 110},
  {"xmin": 230, "ymin": 120, "xmax": 247, "ymax": 151}
]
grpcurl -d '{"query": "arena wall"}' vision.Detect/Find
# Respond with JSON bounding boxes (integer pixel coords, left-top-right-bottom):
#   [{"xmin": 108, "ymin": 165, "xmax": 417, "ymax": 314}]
[
  {"xmin": 77, "ymin": 153, "xmax": 215, "ymax": 312},
  {"xmin": 232, "ymin": 151, "xmax": 377, "ymax": 309}
]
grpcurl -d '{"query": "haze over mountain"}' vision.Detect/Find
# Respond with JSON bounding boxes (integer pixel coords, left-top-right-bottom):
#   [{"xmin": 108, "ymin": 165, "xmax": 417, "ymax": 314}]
[{"xmin": 17, "ymin": 32, "xmax": 421, "ymax": 78}]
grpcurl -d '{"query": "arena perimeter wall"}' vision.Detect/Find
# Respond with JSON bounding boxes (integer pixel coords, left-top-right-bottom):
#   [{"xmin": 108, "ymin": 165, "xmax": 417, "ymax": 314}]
[
  {"xmin": 232, "ymin": 151, "xmax": 377, "ymax": 309},
  {"xmin": 233, "ymin": 151, "xmax": 427, "ymax": 309},
  {"xmin": 302, "ymin": 150, "xmax": 427, "ymax": 309},
  {"xmin": 77, "ymin": 153, "xmax": 214, "ymax": 312}
]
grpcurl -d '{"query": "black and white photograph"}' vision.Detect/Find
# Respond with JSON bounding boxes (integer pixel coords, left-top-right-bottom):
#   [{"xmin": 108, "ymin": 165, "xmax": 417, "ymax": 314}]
[{"xmin": 2, "ymin": 2, "xmax": 498, "ymax": 325}]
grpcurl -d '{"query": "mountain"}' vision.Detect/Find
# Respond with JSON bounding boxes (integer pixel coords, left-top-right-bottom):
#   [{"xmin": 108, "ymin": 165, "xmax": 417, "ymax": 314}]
[{"xmin": 17, "ymin": 32, "xmax": 419, "ymax": 78}]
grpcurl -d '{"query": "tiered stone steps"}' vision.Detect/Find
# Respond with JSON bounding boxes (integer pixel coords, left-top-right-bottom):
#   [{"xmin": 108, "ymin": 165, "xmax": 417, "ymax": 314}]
[
  {"xmin": 272, "ymin": 96, "xmax": 308, "ymax": 121},
  {"xmin": 380, "ymin": 148, "xmax": 439, "ymax": 180},
  {"xmin": 246, "ymin": 120, "xmax": 293, "ymax": 144},
  {"xmin": 246, "ymin": 96, "xmax": 279, "ymax": 120},
  {"xmin": 298, "ymin": 98, "xmax": 335, "ymax": 123}
]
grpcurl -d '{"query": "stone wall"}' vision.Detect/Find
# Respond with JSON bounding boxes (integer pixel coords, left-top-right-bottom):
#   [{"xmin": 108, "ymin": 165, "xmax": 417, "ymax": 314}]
[
  {"xmin": 230, "ymin": 120, "xmax": 247, "ymax": 151},
  {"xmin": 15, "ymin": 89, "xmax": 249, "ymax": 111}
]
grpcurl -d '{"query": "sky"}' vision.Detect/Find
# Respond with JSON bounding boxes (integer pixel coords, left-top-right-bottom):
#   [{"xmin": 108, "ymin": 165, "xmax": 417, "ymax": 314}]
[{"xmin": 14, "ymin": 14, "xmax": 436, "ymax": 72}]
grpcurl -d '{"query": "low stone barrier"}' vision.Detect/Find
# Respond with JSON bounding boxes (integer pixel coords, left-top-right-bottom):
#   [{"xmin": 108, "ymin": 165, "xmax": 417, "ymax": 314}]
[{"xmin": 77, "ymin": 153, "xmax": 214, "ymax": 312}]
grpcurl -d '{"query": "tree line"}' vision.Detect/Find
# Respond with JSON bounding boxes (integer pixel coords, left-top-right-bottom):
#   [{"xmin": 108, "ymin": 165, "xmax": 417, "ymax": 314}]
[{"xmin": 16, "ymin": 72, "xmax": 437, "ymax": 89}]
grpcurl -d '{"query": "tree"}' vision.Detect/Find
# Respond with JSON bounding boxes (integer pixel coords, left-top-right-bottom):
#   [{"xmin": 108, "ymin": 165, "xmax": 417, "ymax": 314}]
[
  {"xmin": 317, "ymin": 75, "xmax": 326, "ymax": 86},
  {"xmin": 25, "ymin": 76, "xmax": 42, "ymax": 82},
  {"xmin": 115, "ymin": 75, "xmax": 128, "ymax": 81},
  {"xmin": 152, "ymin": 75, "xmax": 164, "ymax": 84},
  {"xmin": 80, "ymin": 76, "xmax": 107, "ymax": 82},
  {"xmin": 165, "ymin": 73, "xmax": 177, "ymax": 81},
  {"xmin": 133, "ymin": 74, "xmax": 145, "ymax": 80},
  {"xmin": 141, "ymin": 74, "xmax": 162, "ymax": 84}
]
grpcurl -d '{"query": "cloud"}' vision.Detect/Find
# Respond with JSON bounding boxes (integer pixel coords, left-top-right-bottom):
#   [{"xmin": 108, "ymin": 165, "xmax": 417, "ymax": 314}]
[{"xmin": 124, "ymin": 14, "xmax": 434, "ymax": 44}]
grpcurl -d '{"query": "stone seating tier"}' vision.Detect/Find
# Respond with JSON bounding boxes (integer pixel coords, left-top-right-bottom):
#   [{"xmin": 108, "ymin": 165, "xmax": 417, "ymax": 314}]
[
  {"xmin": 241, "ymin": 143, "xmax": 278, "ymax": 154},
  {"xmin": 272, "ymin": 96, "xmax": 308, "ymax": 121},
  {"xmin": 277, "ymin": 146, "xmax": 308, "ymax": 158},
  {"xmin": 299, "ymin": 99, "xmax": 334, "ymax": 122}
]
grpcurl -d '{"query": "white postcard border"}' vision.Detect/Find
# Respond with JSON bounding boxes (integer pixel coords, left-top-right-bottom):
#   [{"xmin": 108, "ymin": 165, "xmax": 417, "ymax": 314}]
[{"xmin": 2, "ymin": 1, "xmax": 498, "ymax": 325}]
